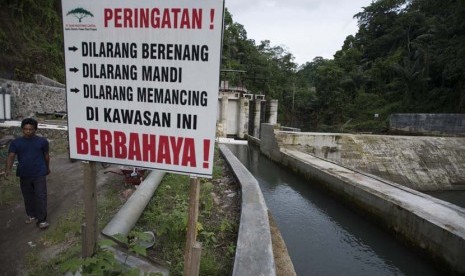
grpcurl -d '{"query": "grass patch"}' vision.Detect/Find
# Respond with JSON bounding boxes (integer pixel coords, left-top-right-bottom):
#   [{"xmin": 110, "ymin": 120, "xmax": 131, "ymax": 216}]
[
  {"xmin": 25, "ymin": 244, "xmax": 81, "ymax": 276},
  {"xmin": 0, "ymin": 174, "xmax": 21, "ymax": 205},
  {"xmin": 42, "ymin": 208, "xmax": 83, "ymax": 245}
]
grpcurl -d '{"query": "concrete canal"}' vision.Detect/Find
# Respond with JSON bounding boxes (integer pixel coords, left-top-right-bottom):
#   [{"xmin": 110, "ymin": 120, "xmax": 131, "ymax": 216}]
[
  {"xmin": 427, "ymin": 191, "xmax": 465, "ymax": 209},
  {"xmin": 227, "ymin": 143, "xmax": 444, "ymax": 276}
]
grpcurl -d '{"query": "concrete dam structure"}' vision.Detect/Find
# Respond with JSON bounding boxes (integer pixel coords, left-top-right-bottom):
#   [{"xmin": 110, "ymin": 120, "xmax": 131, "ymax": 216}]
[
  {"xmin": 216, "ymin": 81, "xmax": 278, "ymax": 139},
  {"xmin": 270, "ymin": 129, "xmax": 465, "ymax": 191}
]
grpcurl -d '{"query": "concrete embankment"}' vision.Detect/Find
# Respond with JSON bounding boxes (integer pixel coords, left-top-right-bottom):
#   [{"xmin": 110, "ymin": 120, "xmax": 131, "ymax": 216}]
[
  {"xmin": 267, "ymin": 127, "xmax": 465, "ymax": 191},
  {"xmin": 257, "ymin": 124, "xmax": 465, "ymax": 274},
  {"xmin": 219, "ymin": 144, "xmax": 277, "ymax": 276}
]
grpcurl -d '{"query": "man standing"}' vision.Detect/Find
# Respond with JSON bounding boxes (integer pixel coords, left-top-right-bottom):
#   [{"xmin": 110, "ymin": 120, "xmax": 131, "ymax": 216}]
[{"xmin": 5, "ymin": 118, "xmax": 50, "ymax": 229}]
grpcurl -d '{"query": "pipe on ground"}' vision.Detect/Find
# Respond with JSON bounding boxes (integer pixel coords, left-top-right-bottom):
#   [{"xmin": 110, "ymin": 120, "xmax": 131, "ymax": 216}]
[{"xmin": 102, "ymin": 170, "xmax": 165, "ymax": 237}]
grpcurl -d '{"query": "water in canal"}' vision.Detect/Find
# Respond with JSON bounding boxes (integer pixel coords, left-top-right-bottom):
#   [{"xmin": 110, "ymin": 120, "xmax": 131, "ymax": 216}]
[{"xmin": 227, "ymin": 144, "xmax": 443, "ymax": 276}]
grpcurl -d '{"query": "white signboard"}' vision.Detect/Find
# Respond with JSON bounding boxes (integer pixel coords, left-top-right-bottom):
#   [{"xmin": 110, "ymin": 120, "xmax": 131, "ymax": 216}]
[{"xmin": 61, "ymin": 0, "xmax": 224, "ymax": 177}]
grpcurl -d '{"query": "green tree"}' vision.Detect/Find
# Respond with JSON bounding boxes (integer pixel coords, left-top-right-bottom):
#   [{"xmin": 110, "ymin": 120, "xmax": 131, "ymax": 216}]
[
  {"xmin": 313, "ymin": 59, "xmax": 346, "ymax": 128},
  {"xmin": 221, "ymin": 10, "xmax": 298, "ymax": 124}
]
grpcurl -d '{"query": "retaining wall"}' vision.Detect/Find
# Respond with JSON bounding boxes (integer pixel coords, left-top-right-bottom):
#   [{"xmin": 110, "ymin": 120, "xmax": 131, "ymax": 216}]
[
  {"xmin": 0, "ymin": 121, "xmax": 68, "ymax": 141},
  {"xmin": 34, "ymin": 74, "xmax": 66, "ymax": 88},
  {"xmin": 258, "ymin": 124, "xmax": 465, "ymax": 274},
  {"xmin": 270, "ymin": 128, "xmax": 465, "ymax": 191},
  {"xmin": 0, "ymin": 78, "xmax": 66, "ymax": 119}
]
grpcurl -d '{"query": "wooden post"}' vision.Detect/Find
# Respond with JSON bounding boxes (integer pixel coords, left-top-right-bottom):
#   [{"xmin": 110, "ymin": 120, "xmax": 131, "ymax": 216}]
[
  {"xmin": 190, "ymin": 242, "xmax": 202, "ymax": 276},
  {"xmin": 82, "ymin": 161, "xmax": 97, "ymax": 258},
  {"xmin": 183, "ymin": 177, "xmax": 201, "ymax": 276}
]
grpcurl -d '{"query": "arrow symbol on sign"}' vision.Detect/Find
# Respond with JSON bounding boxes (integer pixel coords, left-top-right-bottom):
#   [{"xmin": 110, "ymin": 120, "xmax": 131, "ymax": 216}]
[
  {"xmin": 68, "ymin": 46, "xmax": 78, "ymax": 52},
  {"xmin": 70, "ymin": 88, "xmax": 79, "ymax": 93},
  {"xmin": 69, "ymin": 67, "xmax": 79, "ymax": 73}
]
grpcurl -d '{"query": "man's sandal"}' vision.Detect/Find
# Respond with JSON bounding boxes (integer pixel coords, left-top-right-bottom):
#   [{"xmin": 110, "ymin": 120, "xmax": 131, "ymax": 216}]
[{"xmin": 25, "ymin": 217, "xmax": 37, "ymax": 224}]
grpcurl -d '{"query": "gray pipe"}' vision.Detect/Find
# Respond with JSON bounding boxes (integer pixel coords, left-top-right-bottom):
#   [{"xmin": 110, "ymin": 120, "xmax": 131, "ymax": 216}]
[{"xmin": 102, "ymin": 170, "xmax": 165, "ymax": 237}]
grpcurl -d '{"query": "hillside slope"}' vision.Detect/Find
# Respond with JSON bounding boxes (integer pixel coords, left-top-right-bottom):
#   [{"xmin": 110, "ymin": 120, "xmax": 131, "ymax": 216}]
[{"xmin": 0, "ymin": 0, "xmax": 64, "ymax": 82}]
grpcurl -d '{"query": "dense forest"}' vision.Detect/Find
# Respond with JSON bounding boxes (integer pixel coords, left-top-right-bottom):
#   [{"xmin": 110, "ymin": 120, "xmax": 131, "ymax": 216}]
[{"xmin": 1, "ymin": 0, "xmax": 464, "ymax": 132}]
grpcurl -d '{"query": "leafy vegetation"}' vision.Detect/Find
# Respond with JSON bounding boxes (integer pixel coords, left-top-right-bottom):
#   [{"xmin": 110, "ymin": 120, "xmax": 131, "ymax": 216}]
[
  {"xmin": 1, "ymin": 0, "xmax": 463, "ymax": 131},
  {"xmin": 0, "ymin": 0, "xmax": 64, "ymax": 82},
  {"xmin": 59, "ymin": 233, "xmax": 162, "ymax": 276},
  {"xmin": 135, "ymin": 147, "xmax": 239, "ymax": 275}
]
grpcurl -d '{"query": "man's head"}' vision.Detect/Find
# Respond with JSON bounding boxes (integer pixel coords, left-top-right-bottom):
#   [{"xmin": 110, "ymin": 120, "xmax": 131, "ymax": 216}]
[{"xmin": 21, "ymin": 118, "xmax": 38, "ymax": 138}]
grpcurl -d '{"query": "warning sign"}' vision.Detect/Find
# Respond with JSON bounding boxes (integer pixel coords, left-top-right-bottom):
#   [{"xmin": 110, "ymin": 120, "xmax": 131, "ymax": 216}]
[{"xmin": 61, "ymin": 0, "xmax": 224, "ymax": 177}]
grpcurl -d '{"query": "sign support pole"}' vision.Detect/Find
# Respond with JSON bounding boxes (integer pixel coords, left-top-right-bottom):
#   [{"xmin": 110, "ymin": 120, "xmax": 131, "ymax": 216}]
[
  {"xmin": 184, "ymin": 177, "xmax": 201, "ymax": 276},
  {"xmin": 82, "ymin": 161, "xmax": 97, "ymax": 258}
]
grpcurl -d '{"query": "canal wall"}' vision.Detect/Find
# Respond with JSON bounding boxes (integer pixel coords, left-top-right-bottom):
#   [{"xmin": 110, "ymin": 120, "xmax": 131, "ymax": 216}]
[
  {"xmin": 219, "ymin": 144, "xmax": 277, "ymax": 276},
  {"xmin": 258, "ymin": 124, "xmax": 465, "ymax": 274},
  {"xmin": 267, "ymin": 127, "xmax": 465, "ymax": 191}
]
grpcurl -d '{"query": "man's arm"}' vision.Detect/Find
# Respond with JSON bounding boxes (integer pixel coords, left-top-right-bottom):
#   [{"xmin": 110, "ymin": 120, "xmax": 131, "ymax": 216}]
[{"xmin": 5, "ymin": 152, "xmax": 16, "ymax": 179}]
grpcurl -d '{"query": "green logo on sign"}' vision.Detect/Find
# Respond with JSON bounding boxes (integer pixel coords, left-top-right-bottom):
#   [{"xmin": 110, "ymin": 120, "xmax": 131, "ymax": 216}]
[{"xmin": 67, "ymin": 8, "xmax": 94, "ymax": 23}]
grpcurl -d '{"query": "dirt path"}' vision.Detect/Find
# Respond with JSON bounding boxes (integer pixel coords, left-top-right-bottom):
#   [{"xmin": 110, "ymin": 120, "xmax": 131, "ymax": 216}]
[{"xmin": 0, "ymin": 154, "xmax": 114, "ymax": 276}]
